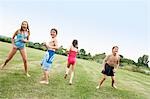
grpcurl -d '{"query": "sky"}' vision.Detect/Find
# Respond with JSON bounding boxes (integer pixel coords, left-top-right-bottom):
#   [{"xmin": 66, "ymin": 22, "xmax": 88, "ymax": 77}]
[{"xmin": 0, "ymin": 0, "xmax": 149, "ymax": 64}]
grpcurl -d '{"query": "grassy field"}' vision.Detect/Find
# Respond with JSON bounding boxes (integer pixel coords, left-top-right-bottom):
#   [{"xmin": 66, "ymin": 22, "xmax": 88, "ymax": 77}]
[{"xmin": 0, "ymin": 41, "xmax": 150, "ymax": 99}]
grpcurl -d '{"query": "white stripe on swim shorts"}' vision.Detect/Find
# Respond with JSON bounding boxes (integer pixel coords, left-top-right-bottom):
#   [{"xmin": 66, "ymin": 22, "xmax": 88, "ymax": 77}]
[{"xmin": 49, "ymin": 55, "xmax": 55, "ymax": 62}]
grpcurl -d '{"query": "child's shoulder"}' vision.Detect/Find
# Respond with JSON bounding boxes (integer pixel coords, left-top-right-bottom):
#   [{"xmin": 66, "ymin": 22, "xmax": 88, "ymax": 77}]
[
  {"xmin": 14, "ymin": 29, "xmax": 20, "ymax": 35},
  {"xmin": 70, "ymin": 45, "xmax": 78, "ymax": 52},
  {"xmin": 70, "ymin": 45, "xmax": 75, "ymax": 49},
  {"xmin": 107, "ymin": 54, "xmax": 112, "ymax": 57},
  {"xmin": 117, "ymin": 54, "xmax": 120, "ymax": 59}
]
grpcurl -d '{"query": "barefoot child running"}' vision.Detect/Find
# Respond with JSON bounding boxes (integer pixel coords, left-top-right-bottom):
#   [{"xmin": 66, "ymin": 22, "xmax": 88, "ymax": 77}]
[
  {"xmin": 64, "ymin": 40, "xmax": 78, "ymax": 85},
  {"xmin": 96, "ymin": 46, "xmax": 120, "ymax": 89},
  {"xmin": 0, "ymin": 21, "xmax": 31, "ymax": 77},
  {"xmin": 40, "ymin": 28, "xmax": 58, "ymax": 84}
]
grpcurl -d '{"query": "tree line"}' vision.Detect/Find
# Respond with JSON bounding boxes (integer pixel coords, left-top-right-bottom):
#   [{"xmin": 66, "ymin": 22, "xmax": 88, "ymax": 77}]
[{"xmin": 0, "ymin": 35, "xmax": 149, "ymax": 68}]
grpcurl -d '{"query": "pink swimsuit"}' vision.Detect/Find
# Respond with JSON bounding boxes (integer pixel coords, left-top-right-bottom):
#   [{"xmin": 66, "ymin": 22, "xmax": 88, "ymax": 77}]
[{"xmin": 68, "ymin": 50, "xmax": 77, "ymax": 65}]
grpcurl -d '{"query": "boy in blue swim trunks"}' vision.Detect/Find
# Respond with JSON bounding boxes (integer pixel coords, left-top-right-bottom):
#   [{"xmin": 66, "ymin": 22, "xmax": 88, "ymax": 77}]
[{"xmin": 40, "ymin": 28, "xmax": 58, "ymax": 84}]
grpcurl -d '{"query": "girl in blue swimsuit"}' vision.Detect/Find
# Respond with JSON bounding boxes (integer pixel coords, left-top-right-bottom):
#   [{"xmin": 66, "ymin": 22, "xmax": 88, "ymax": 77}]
[{"xmin": 0, "ymin": 21, "xmax": 31, "ymax": 77}]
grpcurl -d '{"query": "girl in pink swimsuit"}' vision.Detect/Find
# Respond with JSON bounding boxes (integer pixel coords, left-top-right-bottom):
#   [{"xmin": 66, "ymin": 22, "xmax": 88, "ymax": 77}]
[{"xmin": 64, "ymin": 39, "xmax": 78, "ymax": 85}]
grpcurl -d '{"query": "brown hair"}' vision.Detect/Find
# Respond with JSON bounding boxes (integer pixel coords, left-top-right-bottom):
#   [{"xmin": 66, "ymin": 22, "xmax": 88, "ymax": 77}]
[
  {"xmin": 20, "ymin": 21, "xmax": 30, "ymax": 36},
  {"xmin": 51, "ymin": 28, "xmax": 58, "ymax": 35},
  {"xmin": 72, "ymin": 39, "xmax": 78, "ymax": 49},
  {"xmin": 112, "ymin": 46, "xmax": 119, "ymax": 50}
]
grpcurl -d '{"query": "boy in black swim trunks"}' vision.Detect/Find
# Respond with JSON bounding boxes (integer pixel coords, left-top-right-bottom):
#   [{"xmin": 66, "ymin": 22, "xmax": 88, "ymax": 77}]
[{"xmin": 96, "ymin": 46, "xmax": 120, "ymax": 89}]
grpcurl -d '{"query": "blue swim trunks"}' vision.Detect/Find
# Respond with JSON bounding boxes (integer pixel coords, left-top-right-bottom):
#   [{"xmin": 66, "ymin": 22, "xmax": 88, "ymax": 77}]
[{"xmin": 41, "ymin": 50, "xmax": 55, "ymax": 71}]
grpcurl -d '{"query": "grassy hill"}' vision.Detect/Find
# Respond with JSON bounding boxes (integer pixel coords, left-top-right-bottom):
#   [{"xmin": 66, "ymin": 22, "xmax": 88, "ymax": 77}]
[{"xmin": 0, "ymin": 41, "xmax": 150, "ymax": 99}]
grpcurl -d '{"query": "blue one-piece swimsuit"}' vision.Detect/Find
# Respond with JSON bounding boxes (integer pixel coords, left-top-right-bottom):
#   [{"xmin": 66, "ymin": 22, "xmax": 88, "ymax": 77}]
[{"xmin": 15, "ymin": 32, "xmax": 28, "ymax": 49}]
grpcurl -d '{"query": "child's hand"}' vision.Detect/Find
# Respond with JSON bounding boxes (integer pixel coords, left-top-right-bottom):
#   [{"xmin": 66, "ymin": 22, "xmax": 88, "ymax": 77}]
[
  {"xmin": 22, "ymin": 39, "xmax": 27, "ymax": 43},
  {"xmin": 113, "ymin": 69, "xmax": 117, "ymax": 73},
  {"xmin": 102, "ymin": 65, "xmax": 105, "ymax": 71},
  {"xmin": 102, "ymin": 68, "xmax": 105, "ymax": 71}
]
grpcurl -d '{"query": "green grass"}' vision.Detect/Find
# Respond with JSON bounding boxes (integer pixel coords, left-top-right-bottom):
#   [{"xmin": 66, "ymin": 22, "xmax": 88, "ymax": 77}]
[
  {"xmin": 120, "ymin": 64, "xmax": 150, "ymax": 75},
  {"xmin": 0, "ymin": 41, "xmax": 150, "ymax": 99}
]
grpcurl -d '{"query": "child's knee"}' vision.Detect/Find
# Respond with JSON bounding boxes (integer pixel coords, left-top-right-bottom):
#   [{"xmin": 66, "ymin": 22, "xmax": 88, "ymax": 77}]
[
  {"xmin": 111, "ymin": 78, "xmax": 115, "ymax": 82},
  {"xmin": 6, "ymin": 58, "xmax": 9, "ymax": 62},
  {"xmin": 111, "ymin": 77, "xmax": 115, "ymax": 80},
  {"xmin": 23, "ymin": 59, "xmax": 27, "ymax": 64},
  {"xmin": 67, "ymin": 65, "xmax": 70, "ymax": 68},
  {"xmin": 5, "ymin": 58, "xmax": 10, "ymax": 63},
  {"xmin": 103, "ymin": 77, "xmax": 106, "ymax": 80}
]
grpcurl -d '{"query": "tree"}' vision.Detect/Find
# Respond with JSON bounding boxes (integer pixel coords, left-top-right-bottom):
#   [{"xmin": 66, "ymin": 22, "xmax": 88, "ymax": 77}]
[
  {"xmin": 137, "ymin": 55, "xmax": 149, "ymax": 68},
  {"xmin": 84, "ymin": 52, "xmax": 92, "ymax": 60},
  {"xmin": 34, "ymin": 43, "xmax": 41, "ymax": 49},
  {"xmin": 120, "ymin": 58, "xmax": 135, "ymax": 65},
  {"xmin": 119, "ymin": 54, "xmax": 124, "ymax": 66},
  {"xmin": 92, "ymin": 53, "xmax": 106, "ymax": 63},
  {"xmin": 142, "ymin": 55, "xmax": 149, "ymax": 66},
  {"xmin": 87, "ymin": 53, "xmax": 92, "ymax": 58},
  {"xmin": 79, "ymin": 49, "xmax": 86, "ymax": 55},
  {"xmin": 26, "ymin": 41, "xmax": 34, "ymax": 48}
]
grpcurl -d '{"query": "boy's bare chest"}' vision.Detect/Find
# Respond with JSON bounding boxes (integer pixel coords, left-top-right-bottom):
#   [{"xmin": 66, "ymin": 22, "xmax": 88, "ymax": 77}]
[
  {"xmin": 108, "ymin": 56, "xmax": 118, "ymax": 62},
  {"xmin": 49, "ymin": 40, "xmax": 55, "ymax": 46}
]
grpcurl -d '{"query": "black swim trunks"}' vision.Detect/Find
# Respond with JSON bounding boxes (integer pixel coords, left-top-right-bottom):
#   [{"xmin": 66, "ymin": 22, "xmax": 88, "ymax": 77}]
[{"xmin": 101, "ymin": 63, "xmax": 115, "ymax": 76}]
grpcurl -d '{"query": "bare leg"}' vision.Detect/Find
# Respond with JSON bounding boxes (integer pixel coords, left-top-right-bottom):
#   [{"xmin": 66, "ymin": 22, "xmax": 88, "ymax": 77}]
[
  {"xmin": 111, "ymin": 76, "xmax": 117, "ymax": 89},
  {"xmin": 96, "ymin": 74, "xmax": 107, "ymax": 89},
  {"xmin": 19, "ymin": 48, "xmax": 30, "ymax": 77},
  {"xmin": 45, "ymin": 70, "xmax": 49, "ymax": 83},
  {"xmin": 64, "ymin": 63, "xmax": 70, "ymax": 79},
  {"xmin": 40, "ymin": 70, "xmax": 49, "ymax": 84},
  {"xmin": 40, "ymin": 70, "xmax": 46, "ymax": 81},
  {"xmin": 69, "ymin": 64, "xmax": 75, "ymax": 85},
  {"xmin": 1, "ymin": 47, "xmax": 17, "ymax": 69}
]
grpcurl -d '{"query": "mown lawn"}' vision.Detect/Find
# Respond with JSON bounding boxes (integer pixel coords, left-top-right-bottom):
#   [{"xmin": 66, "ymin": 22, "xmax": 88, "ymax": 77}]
[{"xmin": 0, "ymin": 41, "xmax": 150, "ymax": 99}]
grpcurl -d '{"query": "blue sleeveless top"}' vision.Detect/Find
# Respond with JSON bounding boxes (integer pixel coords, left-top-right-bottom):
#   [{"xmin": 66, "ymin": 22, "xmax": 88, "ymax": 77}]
[{"xmin": 15, "ymin": 32, "xmax": 28, "ymax": 49}]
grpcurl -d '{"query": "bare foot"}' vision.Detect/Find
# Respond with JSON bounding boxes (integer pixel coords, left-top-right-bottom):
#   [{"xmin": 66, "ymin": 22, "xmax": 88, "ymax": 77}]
[
  {"xmin": 40, "ymin": 80, "xmax": 49, "ymax": 84},
  {"xmin": 26, "ymin": 73, "xmax": 31, "ymax": 77},
  {"xmin": 112, "ymin": 85, "xmax": 117, "ymax": 89},
  {"xmin": 96, "ymin": 85, "xmax": 100, "ymax": 89},
  {"xmin": 0, "ymin": 64, "xmax": 4, "ymax": 70},
  {"xmin": 64, "ymin": 74, "xmax": 67, "ymax": 79},
  {"xmin": 40, "ymin": 76, "xmax": 46, "ymax": 81},
  {"xmin": 69, "ymin": 81, "xmax": 72, "ymax": 85}
]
